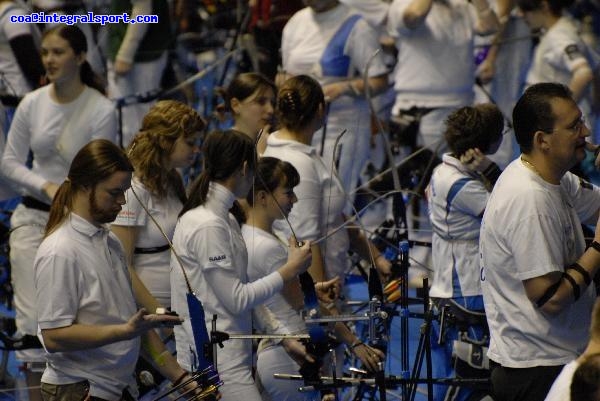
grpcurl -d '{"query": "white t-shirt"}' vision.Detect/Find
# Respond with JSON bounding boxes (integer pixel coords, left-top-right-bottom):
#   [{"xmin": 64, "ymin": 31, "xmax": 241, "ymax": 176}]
[
  {"xmin": 1, "ymin": 85, "xmax": 117, "ymax": 200},
  {"xmin": 0, "ymin": 1, "xmax": 40, "ymax": 96},
  {"xmin": 282, "ymin": 4, "xmax": 388, "ymax": 86},
  {"xmin": 242, "ymin": 225, "xmax": 306, "ymax": 335},
  {"xmin": 387, "ymin": 0, "xmax": 477, "ymax": 109},
  {"xmin": 525, "ymin": 16, "xmax": 592, "ymax": 118},
  {"xmin": 526, "ymin": 17, "xmax": 589, "ymax": 86},
  {"xmin": 171, "ymin": 182, "xmax": 283, "ymax": 374},
  {"xmin": 112, "ymin": 177, "xmax": 182, "ymax": 306},
  {"xmin": 264, "ymin": 133, "xmax": 350, "ymax": 280},
  {"xmin": 428, "ymin": 153, "xmax": 488, "ymax": 298},
  {"xmin": 35, "ymin": 214, "xmax": 139, "ymax": 400},
  {"xmin": 480, "ymin": 159, "xmax": 600, "ymax": 368},
  {"xmin": 544, "ymin": 359, "xmax": 579, "ymax": 401},
  {"xmin": 281, "ymin": 4, "xmax": 389, "ymax": 194}
]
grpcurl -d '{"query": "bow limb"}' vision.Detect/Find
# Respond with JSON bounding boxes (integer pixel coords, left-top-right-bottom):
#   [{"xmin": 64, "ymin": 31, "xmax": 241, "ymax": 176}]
[
  {"xmin": 251, "ymin": 152, "xmax": 331, "ymax": 388},
  {"xmin": 363, "ymin": 49, "xmax": 407, "ymax": 243},
  {"xmin": 127, "ymin": 186, "xmax": 222, "ymax": 399},
  {"xmin": 113, "ymin": 193, "xmax": 215, "ymax": 397},
  {"xmin": 350, "ymin": 140, "xmax": 445, "ymax": 197},
  {"xmin": 312, "ymin": 189, "xmax": 414, "ymax": 246},
  {"xmin": 363, "ymin": 49, "xmax": 401, "ymax": 194},
  {"xmin": 311, "ymin": 59, "xmax": 395, "ymax": 397}
]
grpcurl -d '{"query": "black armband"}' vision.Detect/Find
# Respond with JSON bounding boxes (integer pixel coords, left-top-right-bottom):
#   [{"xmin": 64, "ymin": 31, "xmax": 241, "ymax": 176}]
[
  {"xmin": 481, "ymin": 162, "xmax": 502, "ymax": 186},
  {"xmin": 588, "ymin": 241, "xmax": 600, "ymax": 254},
  {"xmin": 535, "ymin": 280, "xmax": 561, "ymax": 308},
  {"xmin": 568, "ymin": 262, "xmax": 592, "ymax": 286},
  {"xmin": 562, "ymin": 272, "xmax": 581, "ymax": 302}
]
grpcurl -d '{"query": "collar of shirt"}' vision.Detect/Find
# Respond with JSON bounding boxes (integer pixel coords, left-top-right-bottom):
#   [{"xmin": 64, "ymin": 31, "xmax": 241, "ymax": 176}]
[
  {"xmin": 206, "ymin": 181, "xmax": 236, "ymax": 219},
  {"xmin": 267, "ymin": 131, "xmax": 316, "ymax": 157},
  {"xmin": 69, "ymin": 212, "xmax": 110, "ymax": 238},
  {"xmin": 442, "ymin": 152, "xmax": 479, "ymax": 178}
]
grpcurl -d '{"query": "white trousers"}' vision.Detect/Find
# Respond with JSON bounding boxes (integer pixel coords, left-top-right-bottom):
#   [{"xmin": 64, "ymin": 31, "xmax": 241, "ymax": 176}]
[
  {"xmin": 9, "ymin": 204, "xmax": 47, "ymax": 362},
  {"xmin": 218, "ymin": 364, "xmax": 265, "ymax": 401},
  {"xmin": 257, "ymin": 345, "xmax": 319, "ymax": 401}
]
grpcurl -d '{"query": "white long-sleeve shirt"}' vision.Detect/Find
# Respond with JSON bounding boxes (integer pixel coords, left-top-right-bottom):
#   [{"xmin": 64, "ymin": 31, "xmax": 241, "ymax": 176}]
[
  {"xmin": 1, "ymin": 85, "xmax": 116, "ymax": 200},
  {"xmin": 171, "ymin": 182, "xmax": 283, "ymax": 373}
]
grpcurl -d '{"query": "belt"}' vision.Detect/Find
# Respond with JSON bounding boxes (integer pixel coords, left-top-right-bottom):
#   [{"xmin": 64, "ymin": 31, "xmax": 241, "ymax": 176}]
[
  {"xmin": 22, "ymin": 196, "xmax": 50, "ymax": 212},
  {"xmin": 392, "ymin": 106, "xmax": 437, "ymax": 123},
  {"xmin": 134, "ymin": 244, "xmax": 170, "ymax": 254}
]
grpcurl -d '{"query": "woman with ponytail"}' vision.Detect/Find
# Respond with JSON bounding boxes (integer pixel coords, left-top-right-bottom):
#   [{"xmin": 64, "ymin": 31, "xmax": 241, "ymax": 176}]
[
  {"xmin": 0, "ymin": 24, "xmax": 116, "ymax": 395},
  {"xmin": 263, "ymin": 75, "xmax": 388, "ymax": 371},
  {"xmin": 170, "ymin": 129, "xmax": 311, "ymax": 401}
]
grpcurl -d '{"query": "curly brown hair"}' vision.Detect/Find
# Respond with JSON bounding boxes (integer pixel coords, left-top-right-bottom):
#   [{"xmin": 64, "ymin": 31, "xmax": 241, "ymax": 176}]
[
  {"xmin": 127, "ymin": 100, "xmax": 205, "ymax": 202},
  {"xmin": 444, "ymin": 103, "xmax": 504, "ymax": 158}
]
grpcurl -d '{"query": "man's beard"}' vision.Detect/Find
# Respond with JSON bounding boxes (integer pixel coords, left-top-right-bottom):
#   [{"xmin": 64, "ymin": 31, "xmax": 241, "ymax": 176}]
[{"xmin": 89, "ymin": 187, "xmax": 120, "ymax": 225}]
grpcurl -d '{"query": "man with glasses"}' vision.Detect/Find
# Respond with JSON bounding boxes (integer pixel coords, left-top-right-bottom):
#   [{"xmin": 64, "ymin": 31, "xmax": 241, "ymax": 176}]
[{"xmin": 480, "ymin": 82, "xmax": 600, "ymax": 401}]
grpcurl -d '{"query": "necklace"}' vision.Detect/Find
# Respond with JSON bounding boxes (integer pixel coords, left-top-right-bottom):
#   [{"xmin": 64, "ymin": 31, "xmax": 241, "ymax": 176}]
[
  {"xmin": 520, "ymin": 156, "xmax": 559, "ymax": 184},
  {"xmin": 520, "ymin": 156, "xmax": 541, "ymax": 177}
]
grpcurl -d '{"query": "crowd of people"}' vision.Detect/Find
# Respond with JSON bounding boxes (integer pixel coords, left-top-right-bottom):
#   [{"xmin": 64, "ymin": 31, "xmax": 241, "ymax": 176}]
[{"xmin": 1, "ymin": 0, "xmax": 600, "ymax": 401}]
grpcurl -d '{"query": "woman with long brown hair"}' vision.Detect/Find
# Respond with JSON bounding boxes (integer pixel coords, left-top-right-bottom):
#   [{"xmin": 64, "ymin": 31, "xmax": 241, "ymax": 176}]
[
  {"xmin": 264, "ymin": 75, "xmax": 389, "ymax": 371},
  {"xmin": 222, "ymin": 72, "xmax": 275, "ymax": 154},
  {"xmin": 112, "ymin": 100, "xmax": 205, "ymax": 308},
  {"xmin": 171, "ymin": 130, "xmax": 311, "ymax": 401},
  {"xmin": 0, "ymin": 24, "xmax": 115, "ymax": 399}
]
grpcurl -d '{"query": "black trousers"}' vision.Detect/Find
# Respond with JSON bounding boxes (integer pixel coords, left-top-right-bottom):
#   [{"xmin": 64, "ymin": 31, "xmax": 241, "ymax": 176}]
[{"xmin": 490, "ymin": 361, "xmax": 564, "ymax": 401}]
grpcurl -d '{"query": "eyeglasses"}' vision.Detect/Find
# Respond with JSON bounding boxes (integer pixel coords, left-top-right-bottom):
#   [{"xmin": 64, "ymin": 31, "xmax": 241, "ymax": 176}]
[{"xmin": 551, "ymin": 115, "xmax": 587, "ymax": 135}]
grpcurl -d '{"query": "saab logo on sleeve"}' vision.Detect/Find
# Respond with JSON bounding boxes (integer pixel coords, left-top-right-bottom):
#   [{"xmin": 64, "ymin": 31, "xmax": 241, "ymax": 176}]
[{"xmin": 209, "ymin": 254, "xmax": 226, "ymax": 262}]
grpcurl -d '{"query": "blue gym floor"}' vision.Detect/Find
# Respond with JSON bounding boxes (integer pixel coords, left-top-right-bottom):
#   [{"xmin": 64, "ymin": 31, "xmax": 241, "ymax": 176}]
[
  {"xmin": 345, "ymin": 274, "xmax": 435, "ymax": 401},
  {"xmin": 0, "ymin": 307, "xmax": 21, "ymax": 401},
  {"xmin": 0, "ymin": 275, "xmax": 436, "ymax": 401}
]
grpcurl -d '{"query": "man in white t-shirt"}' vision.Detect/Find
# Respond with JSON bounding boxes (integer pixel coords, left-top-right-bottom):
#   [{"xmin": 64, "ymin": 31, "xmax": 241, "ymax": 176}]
[
  {"xmin": 386, "ymin": 0, "xmax": 499, "ymax": 153},
  {"xmin": 480, "ymin": 82, "xmax": 600, "ymax": 401},
  {"xmin": 545, "ymin": 299, "xmax": 600, "ymax": 401}
]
